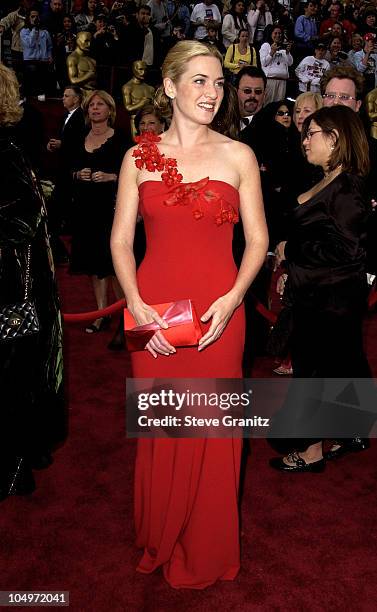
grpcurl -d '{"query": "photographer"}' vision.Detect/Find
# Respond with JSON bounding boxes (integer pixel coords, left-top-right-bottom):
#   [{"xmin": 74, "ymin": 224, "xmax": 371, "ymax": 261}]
[
  {"xmin": 90, "ymin": 12, "xmax": 120, "ymax": 65},
  {"xmin": 20, "ymin": 7, "xmax": 54, "ymax": 97},
  {"xmin": 0, "ymin": 0, "xmax": 33, "ymax": 65},
  {"xmin": 190, "ymin": 0, "xmax": 221, "ymax": 41},
  {"xmin": 354, "ymin": 34, "xmax": 377, "ymax": 94}
]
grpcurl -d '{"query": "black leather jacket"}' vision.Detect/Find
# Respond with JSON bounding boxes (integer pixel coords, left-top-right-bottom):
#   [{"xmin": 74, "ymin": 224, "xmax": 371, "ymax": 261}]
[{"xmin": 0, "ymin": 129, "xmax": 66, "ymax": 457}]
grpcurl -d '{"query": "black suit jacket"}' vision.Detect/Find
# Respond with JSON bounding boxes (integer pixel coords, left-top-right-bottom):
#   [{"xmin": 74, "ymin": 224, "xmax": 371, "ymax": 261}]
[{"xmin": 60, "ymin": 107, "xmax": 86, "ymax": 168}]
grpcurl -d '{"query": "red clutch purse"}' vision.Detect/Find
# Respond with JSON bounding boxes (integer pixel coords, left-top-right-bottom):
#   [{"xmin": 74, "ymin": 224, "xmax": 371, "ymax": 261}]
[{"xmin": 124, "ymin": 299, "xmax": 202, "ymax": 352}]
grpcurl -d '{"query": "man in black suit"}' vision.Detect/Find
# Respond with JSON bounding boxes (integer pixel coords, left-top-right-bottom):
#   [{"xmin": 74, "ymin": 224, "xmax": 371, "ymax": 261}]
[
  {"xmin": 47, "ymin": 85, "xmax": 86, "ymax": 262},
  {"xmin": 234, "ymin": 67, "xmax": 277, "ymax": 373}
]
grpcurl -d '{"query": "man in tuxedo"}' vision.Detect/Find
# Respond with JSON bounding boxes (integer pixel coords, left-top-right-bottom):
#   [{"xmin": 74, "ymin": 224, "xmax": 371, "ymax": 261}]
[
  {"xmin": 237, "ymin": 66, "xmax": 266, "ymax": 157},
  {"xmin": 47, "ymin": 85, "xmax": 86, "ymax": 262},
  {"xmin": 234, "ymin": 67, "xmax": 277, "ymax": 372}
]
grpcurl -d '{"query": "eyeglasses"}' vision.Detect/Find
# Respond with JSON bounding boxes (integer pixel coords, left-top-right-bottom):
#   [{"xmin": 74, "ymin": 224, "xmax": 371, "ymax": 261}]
[
  {"xmin": 322, "ymin": 93, "xmax": 357, "ymax": 102},
  {"xmin": 239, "ymin": 88, "xmax": 264, "ymax": 95},
  {"xmin": 305, "ymin": 129, "xmax": 323, "ymax": 140},
  {"xmin": 276, "ymin": 110, "xmax": 290, "ymax": 116}
]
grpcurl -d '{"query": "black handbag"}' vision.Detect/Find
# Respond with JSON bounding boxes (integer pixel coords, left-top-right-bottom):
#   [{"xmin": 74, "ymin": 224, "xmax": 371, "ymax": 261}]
[{"xmin": 0, "ymin": 245, "xmax": 40, "ymax": 341}]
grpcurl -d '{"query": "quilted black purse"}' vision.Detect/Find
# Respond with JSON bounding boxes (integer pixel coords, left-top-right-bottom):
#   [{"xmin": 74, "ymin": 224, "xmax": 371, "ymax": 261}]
[{"xmin": 0, "ymin": 245, "xmax": 40, "ymax": 341}]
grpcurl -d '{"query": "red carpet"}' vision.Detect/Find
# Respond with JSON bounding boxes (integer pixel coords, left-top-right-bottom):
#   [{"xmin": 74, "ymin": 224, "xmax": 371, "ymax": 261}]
[{"xmin": 1, "ymin": 268, "xmax": 377, "ymax": 611}]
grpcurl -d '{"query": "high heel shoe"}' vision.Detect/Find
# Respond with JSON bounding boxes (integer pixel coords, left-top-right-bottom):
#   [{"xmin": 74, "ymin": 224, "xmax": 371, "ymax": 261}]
[
  {"xmin": 269, "ymin": 451, "xmax": 326, "ymax": 473},
  {"xmin": 85, "ymin": 316, "xmax": 111, "ymax": 334}
]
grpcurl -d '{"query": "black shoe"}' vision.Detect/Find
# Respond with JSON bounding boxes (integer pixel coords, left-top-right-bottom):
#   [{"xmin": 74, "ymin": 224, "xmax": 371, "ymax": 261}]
[
  {"xmin": 85, "ymin": 316, "xmax": 111, "ymax": 334},
  {"xmin": 270, "ymin": 452, "xmax": 326, "ymax": 473},
  {"xmin": 324, "ymin": 438, "xmax": 370, "ymax": 461}
]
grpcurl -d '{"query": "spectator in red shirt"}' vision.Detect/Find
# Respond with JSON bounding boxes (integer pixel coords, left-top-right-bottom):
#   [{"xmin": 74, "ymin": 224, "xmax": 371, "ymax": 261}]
[{"xmin": 320, "ymin": 2, "xmax": 355, "ymax": 45}]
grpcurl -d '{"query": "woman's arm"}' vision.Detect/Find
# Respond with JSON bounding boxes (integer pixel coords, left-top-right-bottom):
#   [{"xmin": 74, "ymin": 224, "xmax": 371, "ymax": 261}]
[
  {"xmin": 110, "ymin": 149, "xmax": 174, "ymax": 357},
  {"xmin": 199, "ymin": 143, "xmax": 268, "ymax": 350},
  {"xmin": 260, "ymin": 42, "xmax": 273, "ymax": 67},
  {"xmin": 224, "ymin": 44, "xmax": 239, "ymax": 71}
]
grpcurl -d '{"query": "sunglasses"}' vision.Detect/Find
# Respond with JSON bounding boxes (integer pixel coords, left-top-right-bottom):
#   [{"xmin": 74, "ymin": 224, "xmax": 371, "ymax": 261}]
[
  {"xmin": 239, "ymin": 88, "xmax": 264, "ymax": 95},
  {"xmin": 276, "ymin": 110, "xmax": 290, "ymax": 116}
]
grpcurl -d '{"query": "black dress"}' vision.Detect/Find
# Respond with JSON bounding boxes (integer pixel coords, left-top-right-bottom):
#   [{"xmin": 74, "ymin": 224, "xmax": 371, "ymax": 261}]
[
  {"xmin": 286, "ymin": 172, "xmax": 371, "ymax": 378},
  {"xmin": 270, "ymin": 173, "xmax": 375, "ymax": 450},
  {"xmin": 70, "ymin": 129, "xmax": 126, "ymax": 278}
]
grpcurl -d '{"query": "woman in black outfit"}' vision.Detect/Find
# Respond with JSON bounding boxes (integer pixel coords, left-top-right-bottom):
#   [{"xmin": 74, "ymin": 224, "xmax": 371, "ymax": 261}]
[
  {"xmin": 270, "ymin": 105, "xmax": 373, "ymax": 472},
  {"xmin": 0, "ymin": 65, "xmax": 65, "ymax": 500},
  {"xmin": 70, "ymin": 90, "xmax": 127, "ymax": 333}
]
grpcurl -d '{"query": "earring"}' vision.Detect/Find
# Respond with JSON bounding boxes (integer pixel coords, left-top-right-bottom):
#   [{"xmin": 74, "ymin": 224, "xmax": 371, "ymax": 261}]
[
  {"xmin": 330, "ymin": 144, "xmax": 335, "ymax": 150},
  {"xmin": 168, "ymin": 94, "xmax": 175, "ymax": 100}
]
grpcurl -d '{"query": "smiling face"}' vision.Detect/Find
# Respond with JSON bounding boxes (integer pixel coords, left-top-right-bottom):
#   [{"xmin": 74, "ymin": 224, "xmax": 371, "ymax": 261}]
[
  {"xmin": 237, "ymin": 75, "xmax": 265, "ymax": 117},
  {"xmin": 271, "ymin": 28, "xmax": 282, "ymax": 44},
  {"xmin": 88, "ymin": 94, "xmax": 110, "ymax": 124},
  {"xmin": 294, "ymin": 97, "xmax": 317, "ymax": 132},
  {"xmin": 302, "ymin": 119, "xmax": 335, "ymax": 168},
  {"xmin": 165, "ymin": 55, "xmax": 224, "ymax": 125},
  {"xmin": 330, "ymin": 37, "xmax": 342, "ymax": 54},
  {"xmin": 275, "ymin": 104, "xmax": 291, "ymax": 127}
]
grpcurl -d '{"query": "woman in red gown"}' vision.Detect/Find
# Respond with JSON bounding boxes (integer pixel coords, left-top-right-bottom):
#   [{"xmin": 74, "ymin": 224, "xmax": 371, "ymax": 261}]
[{"xmin": 111, "ymin": 41, "xmax": 268, "ymax": 589}]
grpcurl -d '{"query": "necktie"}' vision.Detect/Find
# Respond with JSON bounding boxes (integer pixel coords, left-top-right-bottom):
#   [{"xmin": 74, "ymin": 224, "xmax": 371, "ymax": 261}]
[{"xmin": 242, "ymin": 117, "xmax": 250, "ymax": 126}]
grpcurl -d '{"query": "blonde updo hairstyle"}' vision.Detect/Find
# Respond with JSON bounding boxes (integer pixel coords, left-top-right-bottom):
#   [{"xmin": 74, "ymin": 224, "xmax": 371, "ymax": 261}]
[
  {"xmin": 154, "ymin": 40, "xmax": 223, "ymax": 116},
  {"xmin": 0, "ymin": 63, "xmax": 23, "ymax": 127}
]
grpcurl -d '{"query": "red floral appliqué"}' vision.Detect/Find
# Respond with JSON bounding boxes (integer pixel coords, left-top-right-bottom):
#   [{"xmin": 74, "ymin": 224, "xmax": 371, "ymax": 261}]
[{"xmin": 134, "ymin": 133, "xmax": 238, "ymax": 225}]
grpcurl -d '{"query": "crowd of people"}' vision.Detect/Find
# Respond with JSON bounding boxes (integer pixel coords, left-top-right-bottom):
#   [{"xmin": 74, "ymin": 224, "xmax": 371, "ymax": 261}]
[
  {"xmin": 0, "ymin": 0, "xmax": 376, "ymax": 596},
  {"xmin": 1, "ymin": 0, "xmax": 377, "ymax": 98}
]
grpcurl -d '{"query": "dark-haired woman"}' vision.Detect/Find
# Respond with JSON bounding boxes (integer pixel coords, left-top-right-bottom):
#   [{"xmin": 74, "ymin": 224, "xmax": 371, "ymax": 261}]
[
  {"xmin": 222, "ymin": 0, "xmax": 248, "ymax": 49},
  {"xmin": 270, "ymin": 105, "xmax": 372, "ymax": 472},
  {"xmin": 75, "ymin": 0, "xmax": 97, "ymax": 32},
  {"xmin": 224, "ymin": 28, "xmax": 260, "ymax": 83},
  {"xmin": 260, "ymin": 25, "xmax": 293, "ymax": 104}
]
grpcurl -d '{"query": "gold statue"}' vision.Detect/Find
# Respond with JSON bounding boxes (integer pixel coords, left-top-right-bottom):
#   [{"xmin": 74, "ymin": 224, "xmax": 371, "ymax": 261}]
[
  {"xmin": 365, "ymin": 88, "xmax": 377, "ymax": 140},
  {"xmin": 122, "ymin": 60, "xmax": 155, "ymax": 138},
  {"xmin": 67, "ymin": 31, "xmax": 97, "ymax": 92}
]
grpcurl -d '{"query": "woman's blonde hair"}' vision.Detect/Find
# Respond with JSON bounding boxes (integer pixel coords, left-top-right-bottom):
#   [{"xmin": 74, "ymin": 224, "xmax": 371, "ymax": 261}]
[
  {"xmin": 294, "ymin": 92, "xmax": 323, "ymax": 113},
  {"xmin": 154, "ymin": 40, "xmax": 223, "ymax": 115},
  {"xmin": 82, "ymin": 89, "xmax": 116, "ymax": 126},
  {"xmin": 0, "ymin": 63, "xmax": 23, "ymax": 127}
]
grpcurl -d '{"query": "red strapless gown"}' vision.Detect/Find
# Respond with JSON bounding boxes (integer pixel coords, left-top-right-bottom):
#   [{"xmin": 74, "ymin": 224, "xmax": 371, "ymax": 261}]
[{"xmin": 132, "ymin": 178, "xmax": 245, "ymax": 589}]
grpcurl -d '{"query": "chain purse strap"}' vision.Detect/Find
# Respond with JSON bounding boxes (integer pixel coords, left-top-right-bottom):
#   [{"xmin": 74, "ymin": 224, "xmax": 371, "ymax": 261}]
[{"xmin": 24, "ymin": 244, "xmax": 32, "ymax": 301}]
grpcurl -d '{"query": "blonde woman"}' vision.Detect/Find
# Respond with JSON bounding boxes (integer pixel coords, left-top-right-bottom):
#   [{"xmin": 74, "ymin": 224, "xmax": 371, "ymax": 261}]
[
  {"xmin": 111, "ymin": 41, "xmax": 268, "ymax": 588},
  {"xmin": 70, "ymin": 90, "xmax": 126, "ymax": 333}
]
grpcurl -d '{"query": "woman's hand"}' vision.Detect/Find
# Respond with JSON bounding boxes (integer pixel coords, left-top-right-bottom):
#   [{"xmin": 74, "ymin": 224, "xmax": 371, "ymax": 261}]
[
  {"xmin": 274, "ymin": 240, "xmax": 287, "ymax": 270},
  {"xmin": 198, "ymin": 292, "xmax": 240, "ymax": 351},
  {"xmin": 129, "ymin": 301, "xmax": 176, "ymax": 358},
  {"xmin": 77, "ymin": 167, "xmax": 92, "ymax": 181},
  {"xmin": 92, "ymin": 171, "xmax": 117, "ymax": 183},
  {"xmin": 270, "ymin": 42, "xmax": 279, "ymax": 55}
]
